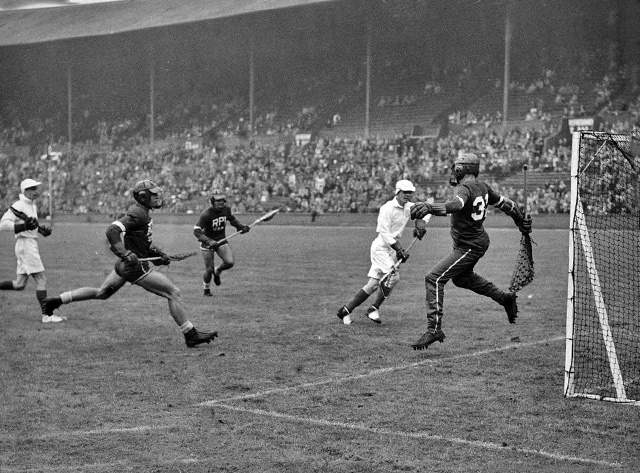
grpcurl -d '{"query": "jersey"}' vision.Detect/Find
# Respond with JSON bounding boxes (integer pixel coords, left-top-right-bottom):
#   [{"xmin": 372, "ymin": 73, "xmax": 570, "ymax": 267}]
[
  {"xmin": 194, "ymin": 206, "xmax": 243, "ymax": 241},
  {"xmin": 373, "ymin": 198, "xmax": 414, "ymax": 248},
  {"xmin": 0, "ymin": 195, "xmax": 39, "ymax": 240},
  {"xmin": 110, "ymin": 203, "xmax": 155, "ymax": 258},
  {"xmin": 449, "ymin": 182, "xmax": 502, "ymax": 252}
]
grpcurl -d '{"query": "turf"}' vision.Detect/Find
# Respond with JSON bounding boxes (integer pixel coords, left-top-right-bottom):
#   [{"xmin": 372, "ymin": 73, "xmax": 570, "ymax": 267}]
[{"xmin": 1, "ymin": 214, "xmax": 638, "ymax": 472}]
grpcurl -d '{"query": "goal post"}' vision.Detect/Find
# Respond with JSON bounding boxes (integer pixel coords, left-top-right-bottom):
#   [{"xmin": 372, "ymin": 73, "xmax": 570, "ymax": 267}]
[{"xmin": 565, "ymin": 130, "xmax": 640, "ymax": 405}]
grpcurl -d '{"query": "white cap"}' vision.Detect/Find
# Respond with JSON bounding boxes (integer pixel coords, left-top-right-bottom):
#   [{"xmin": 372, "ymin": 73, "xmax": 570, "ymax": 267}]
[
  {"xmin": 395, "ymin": 179, "xmax": 416, "ymax": 194},
  {"xmin": 20, "ymin": 179, "xmax": 41, "ymax": 193}
]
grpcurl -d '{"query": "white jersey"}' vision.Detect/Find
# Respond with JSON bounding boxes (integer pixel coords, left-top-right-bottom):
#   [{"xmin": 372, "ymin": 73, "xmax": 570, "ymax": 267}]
[
  {"xmin": 373, "ymin": 198, "xmax": 415, "ymax": 249},
  {"xmin": 0, "ymin": 194, "xmax": 44, "ymax": 274}
]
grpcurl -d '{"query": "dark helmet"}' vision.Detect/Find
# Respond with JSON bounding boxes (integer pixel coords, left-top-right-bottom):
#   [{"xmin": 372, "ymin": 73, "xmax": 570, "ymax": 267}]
[
  {"xmin": 449, "ymin": 153, "xmax": 480, "ymax": 186},
  {"xmin": 132, "ymin": 179, "xmax": 163, "ymax": 209},
  {"xmin": 210, "ymin": 189, "xmax": 227, "ymax": 208}
]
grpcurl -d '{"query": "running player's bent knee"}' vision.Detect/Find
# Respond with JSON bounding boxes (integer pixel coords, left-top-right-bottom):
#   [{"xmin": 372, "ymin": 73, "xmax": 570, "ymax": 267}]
[
  {"xmin": 97, "ymin": 285, "xmax": 118, "ymax": 300},
  {"xmin": 167, "ymin": 286, "xmax": 182, "ymax": 301}
]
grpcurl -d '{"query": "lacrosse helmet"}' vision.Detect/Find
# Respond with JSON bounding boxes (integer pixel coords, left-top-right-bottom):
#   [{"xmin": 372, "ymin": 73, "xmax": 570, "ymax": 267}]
[
  {"xmin": 449, "ymin": 153, "xmax": 480, "ymax": 186},
  {"xmin": 210, "ymin": 189, "xmax": 227, "ymax": 209},
  {"xmin": 133, "ymin": 179, "xmax": 163, "ymax": 209}
]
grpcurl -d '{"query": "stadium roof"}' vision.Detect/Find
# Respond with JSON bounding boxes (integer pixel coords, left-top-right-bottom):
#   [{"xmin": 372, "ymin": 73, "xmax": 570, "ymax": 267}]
[{"xmin": 0, "ymin": 0, "xmax": 337, "ymax": 46}]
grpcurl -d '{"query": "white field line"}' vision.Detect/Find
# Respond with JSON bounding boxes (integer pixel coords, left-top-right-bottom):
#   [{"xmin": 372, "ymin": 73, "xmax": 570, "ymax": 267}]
[
  {"xmin": 201, "ymin": 336, "xmax": 565, "ymax": 405},
  {"xmin": 2, "ymin": 336, "xmax": 624, "ymax": 471},
  {"xmin": 214, "ymin": 403, "xmax": 623, "ymax": 469}
]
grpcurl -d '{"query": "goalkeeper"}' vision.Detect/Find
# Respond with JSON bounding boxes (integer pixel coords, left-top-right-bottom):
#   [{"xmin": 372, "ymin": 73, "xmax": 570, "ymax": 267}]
[
  {"xmin": 336, "ymin": 180, "xmax": 429, "ymax": 325},
  {"xmin": 0, "ymin": 179, "xmax": 59, "ymax": 323},
  {"xmin": 409, "ymin": 153, "xmax": 532, "ymax": 350}
]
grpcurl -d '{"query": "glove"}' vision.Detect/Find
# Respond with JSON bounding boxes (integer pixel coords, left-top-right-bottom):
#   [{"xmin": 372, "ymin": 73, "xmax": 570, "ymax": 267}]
[
  {"xmin": 24, "ymin": 217, "xmax": 39, "ymax": 230},
  {"xmin": 206, "ymin": 239, "xmax": 220, "ymax": 251},
  {"xmin": 396, "ymin": 248, "xmax": 409, "ymax": 262},
  {"xmin": 519, "ymin": 215, "xmax": 532, "ymax": 234},
  {"xmin": 413, "ymin": 226, "xmax": 426, "ymax": 240},
  {"xmin": 153, "ymin": 252, "xmax": 171, "ymax": 266},
  {"xmin": 121, "ymin": 251, "xmax": 139, "ymax": 265},
  {"xmin": 410, "ymin": 202, "xmax": 432, "ymax": 220},
  {"xmin": 240, "ymin": 225, "xmax": 250, "ymax": 234},
  {"xmin": 14, "ymin": 222, "xmax": 28, "ymax": 234},
  {"xmin": 38, "ymin": 224, "xmax": 52, "ymax": 237}
]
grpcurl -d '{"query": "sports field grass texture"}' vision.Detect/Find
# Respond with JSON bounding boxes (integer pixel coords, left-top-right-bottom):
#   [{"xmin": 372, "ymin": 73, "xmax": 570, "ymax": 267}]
[{"xmin": 1, "ymin": 213, "xmax": 638, "ymax": 472}]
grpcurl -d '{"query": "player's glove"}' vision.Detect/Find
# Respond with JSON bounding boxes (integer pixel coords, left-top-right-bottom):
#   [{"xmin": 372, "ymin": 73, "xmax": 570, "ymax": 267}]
[
  {"xmin": 413, "ymin": 226, "xmax": 426, "ymax": 240},
  {"xmin": 410, "ymin": 202, "xmax": 433, "ymax": 220},
  {"xmin": 206, "ymin": 239, "xmax": 220, "ymax": 251},
  {"xmin": 121, "ymin": 251, "xmax": 139, "ymax": 265},
  {"xmin": 24, "ymin": 217, "xmax": 39, "ymax": 230},
  {"xmin": 38, "ymin": 223, "xmax": 52, "ymax": 237},
  {"xmin": 240, "ymin": 225, "xmax": 250, "ymax": 234},
  {"xmin": 518, "ymin": 215, "xmax": 533, "ymax": 234},
  {"xmin": 153, "ymin": 252, "xmax": 171, "ymax": 266},
  {"xmin": 396, "ymin": 248, "xmax": 409, "ymax": 263}
]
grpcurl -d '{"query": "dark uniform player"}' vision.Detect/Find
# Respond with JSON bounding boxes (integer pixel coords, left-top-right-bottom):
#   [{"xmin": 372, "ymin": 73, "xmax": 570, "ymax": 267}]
[
  {"xmin": 409, "ymin": 153, "xmax": 532, "ymax": 350},
  {"xmin": 44, "ymin": 180, "xmax": 218, "ymax": 348},
  {"xmin": 193, "ymin": 190, "xmax": 250, "ymax": 296}
]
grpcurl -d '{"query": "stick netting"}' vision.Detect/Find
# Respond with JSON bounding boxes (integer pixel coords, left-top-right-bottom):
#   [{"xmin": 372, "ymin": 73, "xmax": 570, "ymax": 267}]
[{"xmin": 566, "ymin": 131, "xmax": 640, "ymax": 404}]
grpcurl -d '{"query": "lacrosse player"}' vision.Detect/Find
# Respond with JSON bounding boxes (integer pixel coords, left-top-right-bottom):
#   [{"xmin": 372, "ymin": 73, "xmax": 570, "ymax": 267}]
[
  {"xmin": 409, "ymin": 153, "xmax": 532, "ymax": 350},
  {"xmin": 43, "ymin": 180, "xmax": 218, "ymax": 348},
  {"xmin": 0, "ymin": 179, "xmax": 58, "ymax": 322},
  {"xmin": 193, "ymin": 190, "xmax": 250, "ymax": 296},
  {"xmin": 337, "ymin": 180, "xmax": 429, "ymax": 325}
]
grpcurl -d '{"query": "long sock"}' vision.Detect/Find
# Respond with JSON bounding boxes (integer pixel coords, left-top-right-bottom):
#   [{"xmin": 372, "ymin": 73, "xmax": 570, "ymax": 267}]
[
  {"xmin": 179, "ymin": 321, "xmax": 194, "ymax": 333},
  {"xmin": 371, "ymin": 289, "xmax": 386, "ymax": 310},
  {"xmin": 346, "ymin": 289, "xmax": 370, "ymax": 312},
  {"xmin": 0, "ymin": 281, "xmax": 14, "ymax": 290},
  {"xmin": 36, "ymin": 290, "xmax": 47, "ymax": 314}
]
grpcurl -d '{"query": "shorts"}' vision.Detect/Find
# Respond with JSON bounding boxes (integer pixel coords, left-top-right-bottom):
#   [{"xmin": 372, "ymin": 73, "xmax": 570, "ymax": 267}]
[
  {"xmin": 15, "ymin": 238, "xmax": 45, "ymax": 275},
  {"xmin": 114, "ymin": 259, "xmax": 152, "ymax": 284},
  {"xmin": 199, "ymin": 240, "xmax": 229, "ymax": 252},
  {"xmin": 367, "ymin": 239, "xmax": 396, "ymax": 280}
]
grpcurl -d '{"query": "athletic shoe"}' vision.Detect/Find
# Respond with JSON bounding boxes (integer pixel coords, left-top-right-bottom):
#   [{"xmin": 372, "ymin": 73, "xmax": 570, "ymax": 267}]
[
  {"xmin": 411, "ymin": 330, "xmax": 446, "ymax": 350},
  {"xmin": 366, "ymin": 306, "xmax": 381, "ymax": 324},
  {"xmin": 44, "ymin": 298, "xmax": 62, "ymax": 316},
  {"xmin": 213, "ymin": 271, "xmax": 221, "ymax": 286},
  {"xmin": 184, "ymin": 328, "xmax": 218, "ymax": 348},
  {"xmin": 337, "ymin": 306, "xmax": 352, "ymax": 325},
  {"xmin": 502, "ymin": 292, "xmax": 518, "ymax": 324},
  {"xmin": 203, "ymin": 289, "xmax": 212, "ymax": 297},
  {"xmin": 42, "ymin": 314, "xmax": 65, "ymax": 323}
]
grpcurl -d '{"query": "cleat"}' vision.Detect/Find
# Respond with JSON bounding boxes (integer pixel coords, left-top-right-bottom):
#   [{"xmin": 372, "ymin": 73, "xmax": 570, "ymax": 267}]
[
  {"xmin": 203, "ymin": 289, "xmax": 212, "ymax": 297},
  {"xmin": 503, "ymin": 292, "xmax": 518, "ymax": 324},
  {"xmin": 184, "ymin": 328, "xmax": 218, "ymax": 348},
  {"xmin": 411, "ymin": 330, "xmax": 445, "ymax": 350},
  {"xmin": 337, "ymin": 306, "xmax": 352, "ymax": 325},
  {"xmin": 213, "ymin": 271, "xmax": 221, "ymax": 286},
  {"xmin": 42, "ymin": 314, "xmax": 65, "ymax": 323},
  {"xmin": 44, "ymin": 298, "xmax": 62, "ymax": 316},
  {"xmin": 366, "ymin": 306, "xmax": 381, "ymax": 324}
]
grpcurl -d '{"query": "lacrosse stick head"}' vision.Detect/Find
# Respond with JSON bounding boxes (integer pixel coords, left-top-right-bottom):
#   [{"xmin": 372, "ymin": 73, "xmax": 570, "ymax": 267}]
[{"xmin": 261, "ymin": 208, "xmax": 280, "ymax": 222}]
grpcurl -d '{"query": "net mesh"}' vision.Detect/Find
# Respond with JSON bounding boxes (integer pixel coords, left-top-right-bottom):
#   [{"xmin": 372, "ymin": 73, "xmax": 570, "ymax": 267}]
[{"xmin": 569, "ymin": 131, "xmax": 640, "ymax": 402}]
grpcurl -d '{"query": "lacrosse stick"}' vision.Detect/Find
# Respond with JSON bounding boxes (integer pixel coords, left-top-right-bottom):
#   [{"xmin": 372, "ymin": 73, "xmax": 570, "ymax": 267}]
[
  {"xmin": 215, "ymin": 208, "xmax": 280, "ymax": 245},
  {"xmin": 508, "ymin": 164, "xmax": 535, "ymax": 292},
  {"xmin": 140, "ymin": 251, "xmax": 198, "ymax": 263},
  {"xmin": 378, "ymin": 236, "xmax": 419, "ymax": 299}
]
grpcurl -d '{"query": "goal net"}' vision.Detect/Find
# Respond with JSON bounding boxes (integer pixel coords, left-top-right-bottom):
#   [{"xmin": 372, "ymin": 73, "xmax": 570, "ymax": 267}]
[{"xmin": 565, "ymin": 130, "xmax": 640, "ymax": 405}]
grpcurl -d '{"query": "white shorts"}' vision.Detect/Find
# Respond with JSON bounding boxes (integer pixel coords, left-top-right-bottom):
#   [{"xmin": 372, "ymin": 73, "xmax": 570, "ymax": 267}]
[
  {"xmin": 367, "ymin": 239, "xmax": 397, "ymax": 280},
  {"xmin": 15, "ymin": 238, "xmax": 44, "ymax": 275}
]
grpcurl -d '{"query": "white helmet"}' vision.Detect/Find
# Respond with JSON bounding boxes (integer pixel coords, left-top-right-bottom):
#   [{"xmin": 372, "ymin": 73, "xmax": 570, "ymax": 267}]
[{"xmin": 395, "ymin": 179, "xmax": 416, "ymax": 194}]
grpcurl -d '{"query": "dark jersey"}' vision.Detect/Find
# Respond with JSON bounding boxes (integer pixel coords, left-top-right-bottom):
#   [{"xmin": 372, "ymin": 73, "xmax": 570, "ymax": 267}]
[
  {"xmin": 449, "ymin": 182, "xmax": 502, "ymax": 252},
  {"xmin": 113, "ymin": 203, "xmax": 154, "ymax": 258},
  {"xmin": 194, "ymin": 206, "xmax": 243, "ymax": 241}
]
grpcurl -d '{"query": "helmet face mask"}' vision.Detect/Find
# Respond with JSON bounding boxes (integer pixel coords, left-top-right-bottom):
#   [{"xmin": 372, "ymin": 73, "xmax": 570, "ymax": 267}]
[
  {"xmin": 449, "ymin": 153, "xmax": 480, "ymax": 186},
  {"xmin": 210, "ymin": 190, "xmax": 227, "ymax": 209},
  {"xmin": 133, "ymin": 180, "xmax": 163, "ymax": 209}
]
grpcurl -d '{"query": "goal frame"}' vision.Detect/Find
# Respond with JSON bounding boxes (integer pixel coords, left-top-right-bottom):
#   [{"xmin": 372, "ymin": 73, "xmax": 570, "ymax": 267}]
[{"xmin": 564, "ymin": 130, "xmax": 639, "ymax": 405}]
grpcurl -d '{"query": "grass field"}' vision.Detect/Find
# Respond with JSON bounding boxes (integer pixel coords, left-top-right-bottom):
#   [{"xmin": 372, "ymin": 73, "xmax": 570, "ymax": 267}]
[{"xmin": 1, "ymin": 213, "xmax": 638, "ymax": 472}]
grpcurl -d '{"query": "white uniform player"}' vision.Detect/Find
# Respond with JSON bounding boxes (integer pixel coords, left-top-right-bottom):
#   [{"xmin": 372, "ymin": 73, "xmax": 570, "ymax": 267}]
[
  {"xmin": 336, "ymin": 180, "xmax": 429, "ymax": 325},
  {"xmin": 0, "ymin": 178, "xmax": 60, "ymax": 323}
]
